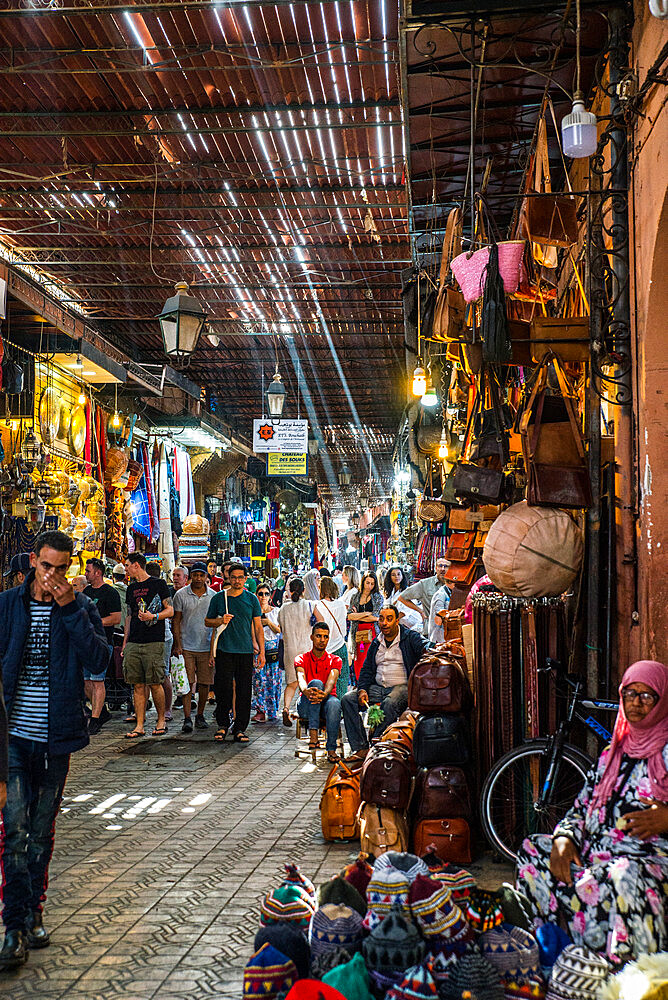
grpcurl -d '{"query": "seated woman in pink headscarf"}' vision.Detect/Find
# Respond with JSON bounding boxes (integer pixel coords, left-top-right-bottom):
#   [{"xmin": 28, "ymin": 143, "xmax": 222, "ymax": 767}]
[{"xmin": 517, "ymin": 660, "xmax": 668, "ymax": 965}]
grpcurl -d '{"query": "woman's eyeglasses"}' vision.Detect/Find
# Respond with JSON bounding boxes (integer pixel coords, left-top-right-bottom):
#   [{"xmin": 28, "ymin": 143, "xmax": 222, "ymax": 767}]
[{"xmin": 621, "ymin": 687, "xmax": 659, "ymax": 706}]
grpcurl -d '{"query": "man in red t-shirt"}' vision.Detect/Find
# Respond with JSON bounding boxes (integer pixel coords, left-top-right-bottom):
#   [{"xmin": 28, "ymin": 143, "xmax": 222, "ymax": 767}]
[{"xmin": 294, "ymin": 623, "xmax": 342, "ymax": 762}]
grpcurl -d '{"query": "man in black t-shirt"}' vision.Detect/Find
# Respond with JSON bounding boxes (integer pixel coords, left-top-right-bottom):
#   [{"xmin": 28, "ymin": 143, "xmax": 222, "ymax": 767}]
[
  {"xmin": 83, "ymin": 557, "xmax": 122, "ymax": 734},
  {"xmin": 121, "ymin": 553, "xmax": 173, "ymax": 739}
]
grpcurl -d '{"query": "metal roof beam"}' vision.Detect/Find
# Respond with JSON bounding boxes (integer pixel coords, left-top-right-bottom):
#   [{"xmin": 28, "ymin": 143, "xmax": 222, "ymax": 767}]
[
  {"xmin": 0, "ymin": 182, "xmax": 404, "ymax": 196},
  {"xmin": 0, "ymin": 120, "xmax": 400, "ymax": 139},
  {"xmin": 0, "ymin": 99, "xmax": 399, "ymax": 119},
  {"xmin": 0, "ymin": 0, "xmax": 363, "ymax": 15},
  {"xmin": 8, "ymin": 245, "xmax": 410, "ymax": 260},
  {"xmin": 0, "ymin": 202, "xmax": 407, "ymax": 212}
]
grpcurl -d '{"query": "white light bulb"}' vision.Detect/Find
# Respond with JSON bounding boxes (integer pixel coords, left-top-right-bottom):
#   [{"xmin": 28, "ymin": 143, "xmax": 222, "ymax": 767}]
[{"xmin": 561, "ymin": 97, "xmax": 598, "ymax": 159}]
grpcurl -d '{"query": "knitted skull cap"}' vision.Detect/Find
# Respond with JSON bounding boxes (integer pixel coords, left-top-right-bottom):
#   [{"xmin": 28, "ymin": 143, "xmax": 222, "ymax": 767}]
[
  {"xmin": 373, "ymin": 851, "xmax": 429, "ymax": 884},
  {"xmin": 254, "ymin": 923, "xmax": 311, "ymax": 979},
  {"xmin": 283, "ymin": 863, "xmax": 316, "ymax": 901},
  {"xmin": 545, "ymin": 945, "xmax": 611, "ymax": 1000},
  {"xmin": 317, "ymin": 876, "xmax": 367, "ymax": 918},
  {"xmin": 386, "ymin": 961, "xmax": 439, "ymax": 1000},
  {"xmin": 427, "ymin": 949, "xmax": 458, "ymax": 983},
  {"xmin": 322, "ymin": 951, "xmax": 374, "ymax": 1000},
  {"xmin": 308, "ymin": 904, "xmax": 365, "ymax": 958},
  {"xmin": 409, "ymin": 875, "xmax": 467, "ymax": 939},
  {"xmin": 261, "ymin": 883, "xmax": 316, "ymax": 928},
  {"xmin": 503, "ymin": 969, "xmax": 547, "ymax": 1000},
  {"xmin": 340, "ymin": 855, "xmax": 374, "ymax": 899},
  {"xmin": 439, "ymin": 950, "xmax": 505, "ymax": 1000},
  {"xmin": 362, "ymin": 905, "xmax": 425, "ymax": 974},
  {"xmin": 496, "ymin": 885, "xmax": 535, "ymax": 933},
  {"xmin": 480, "ymin": 926, "xmax": 541, "ymax": 978},
  {"xmin": 310, "ymin": 946, "xmax": 353, "ymax": 982},
  {"xmin": 535, "ymin": 925, "xmax": 570, "ymax": 974},
  {"xmin": 244, "ymin": 942, "xmax": 298, "ymax": 1000},
  {"xmin": 363, "ymin": 866, "xmax": 411, "ymax": 931}
]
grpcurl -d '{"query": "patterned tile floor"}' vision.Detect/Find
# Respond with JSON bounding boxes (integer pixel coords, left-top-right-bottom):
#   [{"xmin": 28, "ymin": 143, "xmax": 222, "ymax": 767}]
[{"xmin": 3, "ymin": 710, "xmax": 513, "ymax": 999}]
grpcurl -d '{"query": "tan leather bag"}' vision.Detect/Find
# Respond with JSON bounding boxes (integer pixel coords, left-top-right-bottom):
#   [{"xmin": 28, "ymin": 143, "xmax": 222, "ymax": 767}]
[
  {"xmin": 432, "ymin": 207, "xmax": 469, "ymax": 343},
  {"xmin": 320, "ymin": 761, "xmax": 361, "ymax": 841},
  {"xmin": 358, "ymin": 803, "xmax": 409, "ymax": 858},
  {"xmin": 417, "ymin": 460, "xmax": 447, "ymax": 524}
]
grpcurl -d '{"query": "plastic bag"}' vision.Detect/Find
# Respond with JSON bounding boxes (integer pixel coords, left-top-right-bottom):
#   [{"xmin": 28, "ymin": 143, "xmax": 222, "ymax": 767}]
[{"xmin": 170, "ymin": 654, "xmax": 189, "ymax": 696}]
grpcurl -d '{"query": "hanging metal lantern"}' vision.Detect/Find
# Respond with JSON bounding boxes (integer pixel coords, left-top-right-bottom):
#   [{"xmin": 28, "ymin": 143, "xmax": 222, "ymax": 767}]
[
  {"xmin": 156, "ymin": 280, "xmax": 207, "ymax": 359},
  {"xmin": 20, "ymin": 431, "xmax": 41, "ymax": 472},
  {"xmin": 266, "ymin": 370, "xmax": 287, "ymax": 418}
]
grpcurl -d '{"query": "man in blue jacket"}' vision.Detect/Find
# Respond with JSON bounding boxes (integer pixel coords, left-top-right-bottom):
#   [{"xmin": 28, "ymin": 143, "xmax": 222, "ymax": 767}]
[
  {"xmin": 341, "ymin": 605, "xmax": 430, "ymax": 761},
  {"xmin": 0, "ymin": 530, "xmax": 108, "ymax": 971}
]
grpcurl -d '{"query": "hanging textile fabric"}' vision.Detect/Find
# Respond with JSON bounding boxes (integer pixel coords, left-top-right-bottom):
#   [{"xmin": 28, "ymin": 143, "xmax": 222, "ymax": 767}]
[
  {"xmin": 166, "ymin": 452, "xmax": 182, "ymax": 538},
  {"xmin": 157, "ymin": 442, "xmax": 175, "ymax": 573},
  {"xmin": 131, "ymin": 444, "xmax": 152, "ymax": 539}
]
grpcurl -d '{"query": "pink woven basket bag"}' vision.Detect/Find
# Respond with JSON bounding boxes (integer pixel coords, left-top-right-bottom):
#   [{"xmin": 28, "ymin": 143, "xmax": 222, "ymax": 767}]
[{"xmin": 450, "ymin": 240, "xmax": 526, "ymax": 303}]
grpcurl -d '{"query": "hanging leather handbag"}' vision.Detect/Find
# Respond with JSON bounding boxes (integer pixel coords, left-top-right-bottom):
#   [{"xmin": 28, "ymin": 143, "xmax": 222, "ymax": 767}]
[
  {"xmin": 453, "ymin": 463, "xmax": 507, "ymax": 505},
  {"xmin": 415, "ymin": 765, "xmax": 473, "ymax": 820},
  {"xmin": 521, "ymin": 119, "xmax": 578, "ymax": 254},
  {"xmin": 432, "ymin": 207, "xmax": 470, "ymax": 343},
  {"xmin": 320, "ymin": 760, "xmax": 361, "ymax": 841},
  {"xmin": 358, "ymin": 803, "xmax": 410, "ymax": 858},
  {"xmin": 417, "ymin": 459, "xmax": 447, "ymax": 524},
  {"xmin": 412, "ymin": 817, "xmax": 472, "ymax": 864},
  {"xmin": 413, "ymin": 714, "xmax": 470, "ymax": 767},
  {"xmin": 530, "ymin": 316, "xmax": 589, "ymax": 363},
  {"xmin": 469, "ymin": 374, "xmax": 511, "ymax": 464},
  {"xmin": 360, "ymin": 750, "xmax": 414, "ymax": 811},
  {"xmin": 444, "ymin": 553, "xmax": 479, "ymax": 590},
  {"xmin": 445, "ymin": 531, "xmax": 476, "ymax": 562}
]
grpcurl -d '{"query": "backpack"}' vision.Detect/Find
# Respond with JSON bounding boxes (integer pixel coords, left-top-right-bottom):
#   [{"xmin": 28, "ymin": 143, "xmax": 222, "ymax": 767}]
[
  {"xmin": 358, "ymin": 803, "xmax": 410, "ymax": 858},
  {"xmin": 320, "ymin": 760, "xmax": 361, "ymax": 841},
  {"xmin": 407, "ymin": 651, "xmax": 472, "ymax": 715}
]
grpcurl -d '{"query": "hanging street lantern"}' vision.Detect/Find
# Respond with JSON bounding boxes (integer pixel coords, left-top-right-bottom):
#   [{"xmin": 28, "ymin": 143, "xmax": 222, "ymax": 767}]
[
  {"xmin": 266, "ymin": 370, "xmax": 287, "ymax": 418},
  {"xmin": 157, "ymin": 280, "xmax": 207, "ymax": 360},
  {"xmin": 307, "ymin": 430, "xmax": 320, "ymax": 457},
  {"xmin": 338, "ymin": 464, "xmax": 351, "ymax": 487}
]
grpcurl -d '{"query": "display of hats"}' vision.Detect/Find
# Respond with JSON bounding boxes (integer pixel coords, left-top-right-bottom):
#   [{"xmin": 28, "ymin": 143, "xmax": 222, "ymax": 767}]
[
  {"xmin": 309, "ymin": 904, "xmax": 364, "ymax": 958},
  {"xmin": 480, "ymin": 926, "xmax": 541, "ymax": 978},
  {"xmin": 465, "ymin": 888, "xmax": 506, "ymax": 933},
  {"xmin": 310, "ymin": 946, "xmax": 354, "ymax": 982},
  {"xmin": 243, "ymin": 942, "xmax": 298, "ymax": 1000},
  {"xmin": 439, "ymin": 949, "xmax": 505, "ymax": 1000},
  {"xmin": 535, "ymin": 925, "xmax": 570, "ymax": 976},
  {"xmin": 545, "ymin": 945, "xmax": 611, "ymax": 1000},
  {"xmin": 282, "ymin": 863, "xmax": 316, "ymax": 901},
  {"xmin": 260, "ymin": 884, "xmax": 316, "ymax": 928},
  {"xmin": 254, "ymin": 924, "xmax": 311, "ymax": 979},
  {"xmin": 317, "ymin": 877, "xmax": 367, "ymax": 918},
  {"xmin": 386, "ymin": 961, "xmax": 439, "ymax": 1000},
  {"xmin": 322, "ymin": 951, "xmax": 374, "ymax": 1000},
  {"xmin": 408, "ymin": 875, "xmax": 467, "ymax": 940},
  {"xmin": 373, "ymin": 851, "xmax": 429, "ymax": 885},
  {"xmin": 285, "ymin": 980, "xmax": 348, "ymax": 1000},
  {"xmin": 362, "ymin": 906, "xmax": 425, "ymax": 975},
  {"xmin": 341, "ymin": 855, "xmax": 374, "ymax": 899},
  {"xmin": 496, "ymin": 884, "xmax": 535, "ymax": 933},
  {"xmin": 363, "ymin": 866, "xmax": 411, "ymax": 931},
  {"xmin": 599, "ymin": 952, "xmax": 668, "ymax": 1000}
]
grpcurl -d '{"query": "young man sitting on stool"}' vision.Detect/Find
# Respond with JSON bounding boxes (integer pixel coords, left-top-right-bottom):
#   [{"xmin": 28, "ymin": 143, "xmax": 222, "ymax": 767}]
[
  {"xmin": 341, "ymin": 605, "xmax": 431, "ymax": 763},
  {"xmin": 294, "ymin": 623, "xmax": 342, "ymax": 763}
]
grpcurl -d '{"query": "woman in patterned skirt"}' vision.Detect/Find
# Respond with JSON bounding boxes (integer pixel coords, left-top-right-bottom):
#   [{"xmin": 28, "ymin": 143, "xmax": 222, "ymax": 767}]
[{"xmin": 251, "ymin": 584, "xmax": 281, "ymax": 723}]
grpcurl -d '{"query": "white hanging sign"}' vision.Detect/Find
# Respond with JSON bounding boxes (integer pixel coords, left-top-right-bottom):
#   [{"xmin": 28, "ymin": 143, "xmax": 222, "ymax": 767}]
[{"xmin": 253, "ymin": 418, "xmax": 309, "ymax": 454}]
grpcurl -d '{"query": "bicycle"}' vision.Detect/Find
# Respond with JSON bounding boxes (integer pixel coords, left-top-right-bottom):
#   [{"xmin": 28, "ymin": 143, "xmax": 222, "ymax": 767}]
[{"xmin": 480, "ymin": 658, "xmax": 618, "ymax": 863}]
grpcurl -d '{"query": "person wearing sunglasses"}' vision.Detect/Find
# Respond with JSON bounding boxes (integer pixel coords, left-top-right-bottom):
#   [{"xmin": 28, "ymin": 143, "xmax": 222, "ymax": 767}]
[
  {"xmin": 517, "ymin": 660, "xmax": 668, "ymax": 965},
  {"xmin": 251, "ymin": 586, "xmax": 281, "ymax": 723}
]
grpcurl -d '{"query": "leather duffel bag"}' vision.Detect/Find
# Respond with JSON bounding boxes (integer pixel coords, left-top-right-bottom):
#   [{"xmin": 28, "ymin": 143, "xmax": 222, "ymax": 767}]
[
  {"xmin": 415, "ymin": 765, "xmax": 473, "ymax": 820},
  {"xmin": 408, "ymin": 656, "xmax": 471, "ymax": 714},
  {"xmin": 320, "ymin": 760, "xmax": 361, "ymax": 841},
  {"xmin": 413, "ymin": 714, "xmax": 470, "ymax": 768},
  {"xmin": 358, "ymin": 802, "xmax": 410, "ymax": 858},
  {"xmin": 412, "ymin": 817, "xmax": 472, "ymax": 864},
  {"xmin": 360, "ymin": 749, "xmax": 414, "ymax": 811}
]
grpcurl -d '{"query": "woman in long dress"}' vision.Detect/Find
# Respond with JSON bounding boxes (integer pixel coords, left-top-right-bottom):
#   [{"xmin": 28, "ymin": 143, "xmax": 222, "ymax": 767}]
[
  {"xmin": 517, "ymin": 659, "xmax": 668, "ymax": 965},
  {"xmin": 251, "ymin": 583, "xmax": 281, "ymax": 723},
  {"xmin": 277, "ymin": 578, "xmax": 314, "ymax": 728}
]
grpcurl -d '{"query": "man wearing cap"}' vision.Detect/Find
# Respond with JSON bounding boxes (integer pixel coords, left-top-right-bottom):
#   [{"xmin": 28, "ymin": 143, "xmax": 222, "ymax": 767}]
[
  {"xmin": 172, "ymin": 563, "xmax": 215, "ymax": 733},
  {"xmin": 3, "ymin": 553, "xmax": 31, "ymax": 588},
  {"xmin": 84, "ymin": 558, "xmax": 122, "ymax": 735},
  {"xmin": 396, "ymin": 556, "xmax": 451, "ymax": 637}
]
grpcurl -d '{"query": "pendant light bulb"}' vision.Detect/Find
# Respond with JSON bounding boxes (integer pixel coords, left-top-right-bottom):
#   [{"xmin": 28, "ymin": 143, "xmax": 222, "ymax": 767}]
[
  {"xmin": 78, "ymin": 390, "xmax": 86, "ymax": 405},
  {"xmin": 561, "ymin": 93, "xmax": 598, "ymax": 159},
  {"xmin": 438, "ymin": 428, "xmax": 448, "ymax": 460},
  {"xmin": 421, "ymin": 380, "xmax": 438, "ymax": 407},
  {"xmin": 412, "ymin": 365, "xmax": 427, "ymax": 398},
  {"xmin": 111, "ymin": 411, "xmax": 121, "ymax": 429}
]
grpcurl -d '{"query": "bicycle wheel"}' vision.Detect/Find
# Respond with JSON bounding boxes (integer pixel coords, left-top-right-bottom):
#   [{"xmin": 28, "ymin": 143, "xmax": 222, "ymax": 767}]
[{"xmin": 481, "ymin": 739, "xmax": 593, "ymax": 863}]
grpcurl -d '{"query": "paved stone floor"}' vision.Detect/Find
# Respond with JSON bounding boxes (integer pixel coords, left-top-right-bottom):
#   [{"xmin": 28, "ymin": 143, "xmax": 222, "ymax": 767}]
[{"xmin": 4, "ymin": 710, "xmax": 513, "ymax": 1000}]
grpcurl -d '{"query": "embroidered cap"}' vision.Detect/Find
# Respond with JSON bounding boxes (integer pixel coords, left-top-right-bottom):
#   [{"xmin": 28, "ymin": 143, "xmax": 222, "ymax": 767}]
[
  {"xmin": 308, "ymin": 904, "xmax": 364, "ymax": 958},
  {"xmin": 261, "ymin": 883, "xmax": 316, "ymax": 928},
  {"xmin": 243, "ymin": 942, "xmax": 298, "ymax": 1000},
  {"xmin": 545, "ymin": 945, "xmax": 611, "ymax": 1000}
]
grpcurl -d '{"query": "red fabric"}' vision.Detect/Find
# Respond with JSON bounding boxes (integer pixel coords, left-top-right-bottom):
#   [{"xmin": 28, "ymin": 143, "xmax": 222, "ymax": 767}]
[
  {"xmin": 209, "ymin": 576, "xmax": 224, "ymax": 593},
  {"xmin": 294, "ymin": 650, "xmax": 342, "ymax": 686},
  {"xmin": 268, "ymin": 530, "xmax": 280, "ymax": 559},
  {"xmin": 592, "ymin": 660, "xmax": 668, "ymax": 809}
]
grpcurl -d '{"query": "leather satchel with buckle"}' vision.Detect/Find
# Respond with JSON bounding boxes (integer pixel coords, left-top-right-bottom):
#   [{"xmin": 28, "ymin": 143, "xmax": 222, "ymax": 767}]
[{"xmin": 445, "ymin": 531, "xmax": 476, "ymax": 563}]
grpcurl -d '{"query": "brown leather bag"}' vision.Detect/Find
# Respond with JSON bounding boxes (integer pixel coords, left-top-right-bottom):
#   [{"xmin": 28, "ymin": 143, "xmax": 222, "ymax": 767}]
[
  {"xmin": 444, "ymin": 553, "xmax": 479, "ymax": 590},
  {"xmin": 520, "ymin": 118, "xmax": 578, "ymax": 262},
  {"xmin": 445, "ymin": 531, "xmax": 476, "ymax": 562},
  {"xmin": 358, "ymin": 803, "xmax": 410, "ymax": 858},
  {"xmin": 412, "ymin": 817, "xmax": 472, "ymax": 864},
  {"xmin": 320, "ymin": 760, "xmax": 361, "ymax": 841},
  {"xmin": 415, "ymin": 766, "xmax": 473, "ymax": 820},
  {"xmin": 433, "ymin": 207, "xmax": 469, "ymax": 343},
  {"xmin": 407, "ymin": 656, "xmax": 471, "ymax": 714},
  {"xmin": 417, "ymin": 459, "xmax": 447, "ymax": 525},
  {"xmin": 379, "ymin": 713, "xmax": 417, "ymax": 752},
  {"xmin": 360, "ymin": 749, "xmax": 414, "ymax": 811},
  {"xmin": 443, "ymin": 609, "xmax": 465, "ymax": 641}
]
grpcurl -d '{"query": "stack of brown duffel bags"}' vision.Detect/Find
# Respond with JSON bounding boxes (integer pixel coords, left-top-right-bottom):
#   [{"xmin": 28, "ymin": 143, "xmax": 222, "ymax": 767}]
[{"xmin": 321, "ymin": 638, "xmax": 474, "ymax": 863}]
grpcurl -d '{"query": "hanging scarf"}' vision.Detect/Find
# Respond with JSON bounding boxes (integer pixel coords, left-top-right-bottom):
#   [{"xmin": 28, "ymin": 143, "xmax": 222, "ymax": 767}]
[
  {"xmin": 481, "ymin": 243, "xmax": 511, "ymax": 365},
  {"xmin": 591, "ymin": 660, "xmax": 668, "ymax": 809},
  {"xmin": 131, "ymin": 444, "xmax": 152, "ymax": 539}
]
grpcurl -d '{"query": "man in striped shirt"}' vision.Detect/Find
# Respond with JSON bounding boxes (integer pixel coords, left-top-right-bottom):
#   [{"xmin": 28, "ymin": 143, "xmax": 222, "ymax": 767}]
[{"xmin": 0, "ymin": 530, "xmax": 107, "ymax": 972}]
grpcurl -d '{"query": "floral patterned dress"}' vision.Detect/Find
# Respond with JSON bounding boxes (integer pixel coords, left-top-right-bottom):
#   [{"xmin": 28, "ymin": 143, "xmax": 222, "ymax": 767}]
[
  {"xmin": 516, "ymin": 743, "xmax": 668, "ymax": 965},
  {"xmin": 252, "ymin": 607, "xmax": 282, "ymax": 721}
]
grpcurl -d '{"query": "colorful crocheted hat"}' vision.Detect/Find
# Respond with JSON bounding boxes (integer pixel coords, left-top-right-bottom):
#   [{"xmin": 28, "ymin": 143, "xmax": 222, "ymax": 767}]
[
  {"xmin": 386, "ymin": 961, "xmax": 439, "ymax": 1000},
  {"xmin": 363, "ymin": 866, "xmax": 411, "ymax": 931},
  {"xmin": 545, "ymin": 945, "xmax": 611, "ymax": 1000},
  {"xmin": 308, "ymin": 904, "xmax": 365, "ymax": 958},
  {"xmin": 322, "ymin": 951, "xmax": 374, "ymax": 1000},
  {"xmin": 260, "ymin": 883, "xmax": 316, "ymax": 928},
  {"xmin": 317, "ymin": 876, "xmax": 367, "ymax": 918},
  {"xmin": 254, "ymin": 924, "xmax": 311, "ymax": 979},
  {"xmin": 437, "ymin": 865, "xmax": 477, "ymax": 901},
  {"xmin": 480, "ymin": 926, "xmax": 541, "ymax": 978},
  {"xmin": 408, "ymin": 875, "xmax": 468, "ymax": 939},
  {"xmin": 340, "ymin": 855, "xmax": 374, "ymax": 899},
  {"xmin": 465, "ymin": 889, "xmax": 506, "ymax": 933},
  {"xmin": 362, "ymin": 905, "xmax": 425, "ymax": 974},
  {"xmin": 310, "ymin": 946, "xmax": 353, "ymax": 982},
  {"xmin": 439, "ymin": 950, "xmax": 505, "ymax": 1000},
  {"xmin": 282, "ymin": 863, "xmax": 316, "ymax": 901},
  {"xmin": 244, "ymin": 942, "xmax": 298, "ymax": 999},
  {"xmin": 373, "ymin": 851, "xmax": 429, "ymax": 885},
  {"xmin": 427, "ymin": 949, "xmax": 458, "ymax": 984},
  {"xmin": 503, "ymin": 969, "xmax": 547, "ymax": 1000}
]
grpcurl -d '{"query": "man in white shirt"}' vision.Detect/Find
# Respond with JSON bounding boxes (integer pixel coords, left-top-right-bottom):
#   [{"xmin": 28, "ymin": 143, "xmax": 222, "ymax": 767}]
[{"xmin": 397, "ymin": 557, "xmax": 451, "ymax": 636}]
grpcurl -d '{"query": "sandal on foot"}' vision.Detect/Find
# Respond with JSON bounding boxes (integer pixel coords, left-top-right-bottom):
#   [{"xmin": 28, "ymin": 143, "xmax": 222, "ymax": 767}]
[
  {"xmin": 327, "ymin": 751, "xmax": 339, "ymax": 763},
  {"xmin": 125, "ymin": 729, "xmax": 144, "ymax": 740},
  {"xmin": 125, "ymin": 713, "xmax": 137, "ymax": 723},
  {"xmin": 214, "ymin": 728, "xmax": 228, "ymax": 741},
  {"xmin": 282, "ymin": 709, "xmax": 292, "ymax": 728},
  {"xmin": 151, "ymin": 726, "xmax": 168, "ymax": 736},
  {"xmin": 233, "ymin": 732, "xmax": 250, "ymax": 743}
]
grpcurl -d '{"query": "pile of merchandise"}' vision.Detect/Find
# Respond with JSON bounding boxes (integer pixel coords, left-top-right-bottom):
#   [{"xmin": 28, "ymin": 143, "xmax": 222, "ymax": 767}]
[{"xmin": 243, "ymin": 854, "xmax": 668, "ymax": 1000}]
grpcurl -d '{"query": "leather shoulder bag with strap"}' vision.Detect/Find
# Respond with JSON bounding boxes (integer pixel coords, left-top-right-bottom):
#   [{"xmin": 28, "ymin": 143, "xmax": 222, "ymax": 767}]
[
  {"xmin": 417, "ymin": 458, "xmax": 448, "ymax": 524},
  {"xmin": 432, "ymin": 207, "xmax": 470, "ymax": 344}
]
